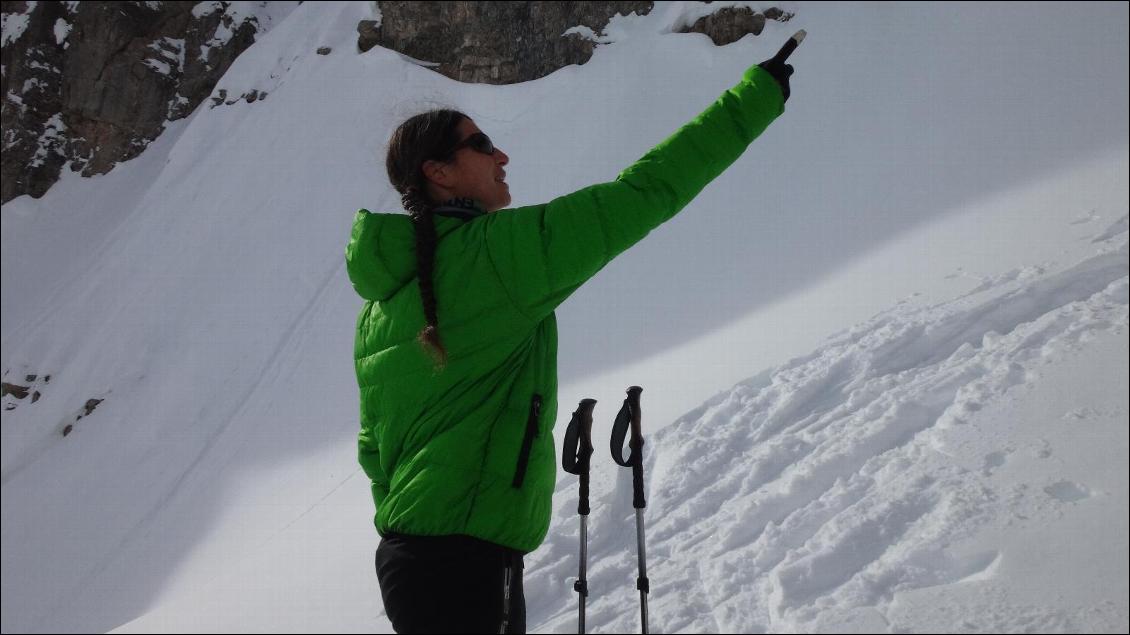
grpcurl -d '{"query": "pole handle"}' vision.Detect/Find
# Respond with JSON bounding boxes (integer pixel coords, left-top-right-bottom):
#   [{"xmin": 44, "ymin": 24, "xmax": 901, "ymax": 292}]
[
  {"xmin": 610, "ymin": 387, "xmax": 643, "ymax": 467},
  {"xmin": 563, "ymin": 398, "xmax": 597, "ymax": 515},
  {"xmin": 772, "ymin": 29, "xmax": 807, "ymax": 64},
  {"xmin": 611, "ymin": 386, "xmax": 646, "ymax": 509}
]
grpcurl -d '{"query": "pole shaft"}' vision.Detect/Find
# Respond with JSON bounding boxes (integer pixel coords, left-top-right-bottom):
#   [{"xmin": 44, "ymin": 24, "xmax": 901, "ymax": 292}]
[
  {"xmin": 579, "ymin": 514, "xmax": 588, "ymax": 634},
  {"xmin": 567, "ymin": 398, "xmax": 596, "ymax": 635},
  {"xmin": 636, "ymin": 508, "xmax": 649, "ymax": 634}
]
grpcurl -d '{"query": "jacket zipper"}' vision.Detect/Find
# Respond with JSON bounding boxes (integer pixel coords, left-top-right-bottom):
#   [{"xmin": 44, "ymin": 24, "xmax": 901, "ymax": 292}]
[{"xmin": 511, "ymin": 393, "xmax": 542, "ymax": 488}]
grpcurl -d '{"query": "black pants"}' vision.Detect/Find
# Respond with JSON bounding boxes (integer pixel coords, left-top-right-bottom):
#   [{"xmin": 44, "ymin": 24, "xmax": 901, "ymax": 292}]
[{"xmin": 375, "ymin": 532, "xmax": 526, "ymax": 634}]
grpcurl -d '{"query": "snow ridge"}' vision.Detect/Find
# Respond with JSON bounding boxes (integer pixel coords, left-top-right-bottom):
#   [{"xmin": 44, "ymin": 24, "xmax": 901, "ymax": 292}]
[{"xmin": 529, "ymin": 219, "xmax": 1128, "ymax": 633}]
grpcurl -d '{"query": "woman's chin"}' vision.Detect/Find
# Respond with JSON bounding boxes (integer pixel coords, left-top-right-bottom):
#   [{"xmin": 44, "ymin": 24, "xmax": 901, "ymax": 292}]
[{"xmin": 495, "ymin": 189, "xmax": 512, "ymax": 210}]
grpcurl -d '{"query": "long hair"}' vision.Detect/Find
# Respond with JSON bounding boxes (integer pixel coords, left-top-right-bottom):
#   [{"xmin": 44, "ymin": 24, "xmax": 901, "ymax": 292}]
[{"xmin": 385, "ymin": 109, "xmax": 469, "ymax": 371}]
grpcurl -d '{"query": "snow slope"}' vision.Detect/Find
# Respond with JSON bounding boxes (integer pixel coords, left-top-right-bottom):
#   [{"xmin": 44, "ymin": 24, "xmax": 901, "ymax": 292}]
[
  {"xmin": 2, "ymin": 1, "xmax": 1127, "ymax": 633},
  {"xmin": 528, "ymin": 212, "xmax": 1128, "ymax": 633}
]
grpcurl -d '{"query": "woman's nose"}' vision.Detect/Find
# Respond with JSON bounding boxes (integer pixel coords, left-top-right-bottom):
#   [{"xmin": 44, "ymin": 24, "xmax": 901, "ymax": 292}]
[{"xmin": 495, "ymin": 149, "xmax": 509, "ymax": 166}]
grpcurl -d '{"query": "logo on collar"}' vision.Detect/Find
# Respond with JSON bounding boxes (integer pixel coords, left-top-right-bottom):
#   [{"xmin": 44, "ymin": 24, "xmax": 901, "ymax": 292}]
[
  {"xmin": 433, "ymin": 197, "xmax": 487, "ymax": 221},
  {"xmin": 441, "ymin": 197, "xmax": 484, "ymax": 213}
]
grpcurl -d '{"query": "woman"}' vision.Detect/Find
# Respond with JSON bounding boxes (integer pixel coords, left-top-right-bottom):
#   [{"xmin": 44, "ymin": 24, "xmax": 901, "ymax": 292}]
[{"xmin": 346, "ymin": 54, "xmax": 794, "ymax": 633}]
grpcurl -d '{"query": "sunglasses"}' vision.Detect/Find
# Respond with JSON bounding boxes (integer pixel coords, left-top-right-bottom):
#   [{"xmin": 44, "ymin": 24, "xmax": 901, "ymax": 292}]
[{"xmin": 451, "ymin": 132, "xmax": 496, "ymax": 156}]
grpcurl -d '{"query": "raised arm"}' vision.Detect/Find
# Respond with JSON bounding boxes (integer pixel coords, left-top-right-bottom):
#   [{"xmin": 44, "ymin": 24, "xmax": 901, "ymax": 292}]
[{"xmin": 483, "ymin": 63, "xmax": 788, "ymax": 323}]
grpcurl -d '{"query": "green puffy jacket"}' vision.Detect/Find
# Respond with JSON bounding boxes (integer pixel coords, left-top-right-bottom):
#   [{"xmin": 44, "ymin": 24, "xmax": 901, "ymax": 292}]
[{"xmin": 346, "ymin": 63, "xmax": 784, "ymax": 554}]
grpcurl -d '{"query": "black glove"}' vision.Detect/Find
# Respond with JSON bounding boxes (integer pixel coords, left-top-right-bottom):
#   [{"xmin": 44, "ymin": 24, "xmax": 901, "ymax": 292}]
[{"xmin": 757, "ymin": 57, "xmax": 794, "ymax": 103}]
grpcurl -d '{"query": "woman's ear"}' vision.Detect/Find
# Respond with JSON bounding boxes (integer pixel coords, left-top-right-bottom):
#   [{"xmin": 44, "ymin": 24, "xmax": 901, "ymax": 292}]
[{"xmin": 421, "ymin": 159, "xmax": 451, "ymax": 188}]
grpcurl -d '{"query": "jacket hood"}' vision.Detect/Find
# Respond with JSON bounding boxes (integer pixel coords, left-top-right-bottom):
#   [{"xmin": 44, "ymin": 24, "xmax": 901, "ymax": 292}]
[{"xmin": 345, "ymin": 207, "xmax": 481, "ymax": 302}]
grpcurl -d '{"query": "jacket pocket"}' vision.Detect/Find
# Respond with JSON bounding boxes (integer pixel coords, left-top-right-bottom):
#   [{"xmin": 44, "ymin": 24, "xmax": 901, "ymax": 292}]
[{"xmin": 511, "ymin": 393, "xmax": 542, "ymax": 488}]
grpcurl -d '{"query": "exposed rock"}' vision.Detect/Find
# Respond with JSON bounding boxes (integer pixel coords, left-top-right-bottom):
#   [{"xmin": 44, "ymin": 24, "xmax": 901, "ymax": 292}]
[
  {"xmin": 1, "ymin": 382, "xmax": 29, "ymax": 399},
  {"xmin": 679, "ymin": 6, "xmax": 794, "ymax": 45},
  {"xmin": 362, "ymin": 1, "xmax": 655, "ymax": 84},
  {"xmin": 1, "ymin": 1, "xmax": 268, "ymax": 204},
  {"xmin": 82, "ymin": 397, "xmax": 103, "ymax": 417},
  {"xmin": 364, "ymin": 2, "xmax": 791, "ymax": 85},
  {"xmin": 1, "ymin": 372, "xmax": 49, "ymax": 408}
]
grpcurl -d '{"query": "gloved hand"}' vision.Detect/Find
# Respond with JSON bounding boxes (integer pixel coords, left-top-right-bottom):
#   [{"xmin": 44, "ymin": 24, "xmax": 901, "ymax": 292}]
[{"xmin": 757, "ymin": 57, "xmax": 794, "ymax": 103}]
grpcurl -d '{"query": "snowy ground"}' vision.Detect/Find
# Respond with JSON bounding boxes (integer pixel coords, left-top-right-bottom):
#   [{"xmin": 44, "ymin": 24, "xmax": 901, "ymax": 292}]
[
  {"xmin": 529, "ymin": 211, "xmax": 1128, "ymax": 633},
  {"xmin": 2, "ymin": 1, "xmax": 1127, "ymax": 633}
]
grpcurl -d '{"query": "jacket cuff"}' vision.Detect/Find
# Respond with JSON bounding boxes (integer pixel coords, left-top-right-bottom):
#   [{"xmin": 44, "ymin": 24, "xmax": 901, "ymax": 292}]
[{"xmin": 742, "ymin": 63, "xmax": 786, "ymax": 114}]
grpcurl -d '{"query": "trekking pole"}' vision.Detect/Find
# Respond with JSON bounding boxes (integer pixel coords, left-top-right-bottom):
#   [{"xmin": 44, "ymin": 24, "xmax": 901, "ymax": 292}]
[
  {"xmin": 562, "ymin": 398, "xmax": 598, "ymax": 634},
  {"xmin": 610, "ymin": 386, "xmax": 648, "ymax": 634}
]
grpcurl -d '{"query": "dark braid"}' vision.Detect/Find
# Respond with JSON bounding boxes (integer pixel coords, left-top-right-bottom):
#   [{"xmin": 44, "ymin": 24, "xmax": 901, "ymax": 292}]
[
  {"xmin": 402, "ymin": 185, "xmax": 446, "ymax": 370},
  {"xmin": 385, "ymin": 109, "xmax": 468, "ymax": 371}
]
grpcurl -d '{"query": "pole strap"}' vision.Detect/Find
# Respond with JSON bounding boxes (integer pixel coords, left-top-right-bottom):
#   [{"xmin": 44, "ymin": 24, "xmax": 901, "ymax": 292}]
[{"xmin": 610, "ymin": 397, "xmax": 634, "ymax": 467}]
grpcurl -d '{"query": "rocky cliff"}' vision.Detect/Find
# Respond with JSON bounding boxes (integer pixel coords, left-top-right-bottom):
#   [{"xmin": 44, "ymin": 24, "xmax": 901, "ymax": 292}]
[{"xmin": 1, "ymin": 1, "xmax": 790, "ymax": 205}]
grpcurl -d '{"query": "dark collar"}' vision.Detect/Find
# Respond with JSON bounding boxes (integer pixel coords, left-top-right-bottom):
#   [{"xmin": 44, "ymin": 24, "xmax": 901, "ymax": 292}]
[{"xmin": 433, "ymin": 197, "xmax": 487, "ymax": 221}]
